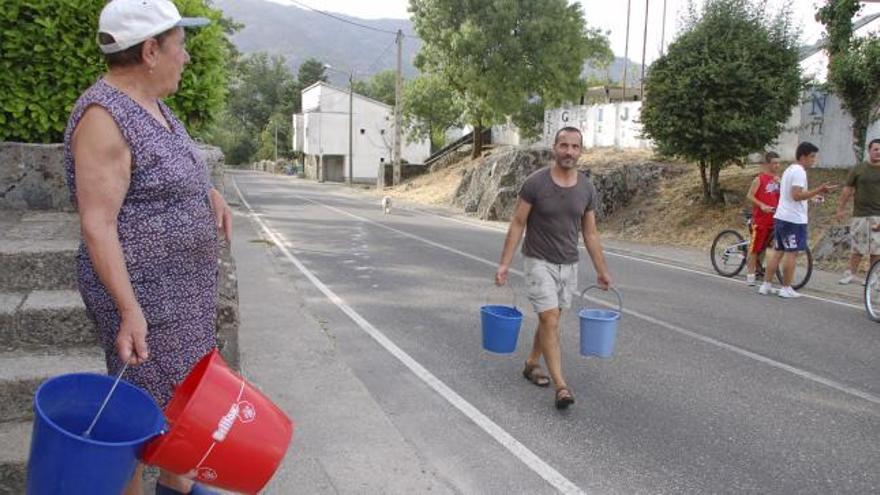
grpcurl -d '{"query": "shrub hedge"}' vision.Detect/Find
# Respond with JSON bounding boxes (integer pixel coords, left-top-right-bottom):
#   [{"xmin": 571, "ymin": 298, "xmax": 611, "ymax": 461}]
[{"xmin": 0, "ymin": 0, "xmax": 228, "ymax": 143}]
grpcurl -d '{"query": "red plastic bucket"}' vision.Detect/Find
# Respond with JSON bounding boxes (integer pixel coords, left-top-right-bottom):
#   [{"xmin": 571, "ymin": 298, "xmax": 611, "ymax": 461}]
[{"xmin": 141, "ymin": 350, "xmax": 293, "ymax": 494}]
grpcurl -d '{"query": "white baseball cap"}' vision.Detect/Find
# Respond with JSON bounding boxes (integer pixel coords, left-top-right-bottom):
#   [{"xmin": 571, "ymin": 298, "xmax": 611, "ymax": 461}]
[{"xmin": 98, "ymin": 0, "xmax": 210, "ymax": 54}]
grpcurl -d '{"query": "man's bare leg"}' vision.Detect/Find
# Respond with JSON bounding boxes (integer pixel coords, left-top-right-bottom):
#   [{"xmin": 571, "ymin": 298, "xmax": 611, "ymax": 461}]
[{"xmin": 536, "ymin": 308, "xmax": 566, "ymax": 390}]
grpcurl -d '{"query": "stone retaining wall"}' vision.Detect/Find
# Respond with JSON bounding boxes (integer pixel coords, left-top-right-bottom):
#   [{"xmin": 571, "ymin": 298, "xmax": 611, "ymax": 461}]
[
  {"xmin": 0, "ymin": 141, "xmax": 240, "ymax": 367},
  {"xmin": 452, "ymin": 146, "xmax": 683, "ymax": 222},
  {"xmin": 0, "ymin": 142, "xmax": 70, "ymax": 211}
]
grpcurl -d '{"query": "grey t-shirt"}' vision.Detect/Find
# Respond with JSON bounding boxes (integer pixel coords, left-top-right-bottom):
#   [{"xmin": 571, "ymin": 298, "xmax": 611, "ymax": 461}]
[{"xmin": 519, "ymin": 167, "xmax": 598, "ymax": 264}]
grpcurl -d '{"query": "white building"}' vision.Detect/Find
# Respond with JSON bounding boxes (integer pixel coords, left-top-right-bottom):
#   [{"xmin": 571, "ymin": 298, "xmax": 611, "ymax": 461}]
[
  {"xmin": 292, "ymin": 82, "xmax": 430, "ymax": 183},
  {"xmin": 543, "ymin": 10, "xmax": 880, "ymax": 166}
]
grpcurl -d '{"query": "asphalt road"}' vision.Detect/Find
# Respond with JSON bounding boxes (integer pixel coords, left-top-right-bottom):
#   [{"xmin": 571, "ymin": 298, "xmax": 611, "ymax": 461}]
[{"xmin": 230, "ymin": 171, "xmax": 879, "ymax": 495}]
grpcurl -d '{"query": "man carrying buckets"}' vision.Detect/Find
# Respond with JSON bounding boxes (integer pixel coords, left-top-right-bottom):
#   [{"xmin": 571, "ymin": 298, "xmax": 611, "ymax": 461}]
[{"xmin": 495, "ymin": 126, "xmax": 613, "ymax": 409}]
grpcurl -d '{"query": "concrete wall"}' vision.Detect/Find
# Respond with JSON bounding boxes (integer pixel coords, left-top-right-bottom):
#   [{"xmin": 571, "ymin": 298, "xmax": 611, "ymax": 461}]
[
  {"xmin": 773, "ymin": 89, "xmax": 880, "ymax": 168},
  {"xmin": 543, "ymin": 102, "xmax": 651, "ymax": 150},
  {"xmin": 0, "ymin": 143, "xmax": 70, "ymax": 211},
  {"xmin": 0, "ymin": 141, "xmax": 240, "ymax": 367},
  {"xmin": 292, "ymin": 114, "xmax": 304, "ymax": 151},
  {"xmin": 545, "ymin": 89, "xmax": 880, "ymax": 168}
]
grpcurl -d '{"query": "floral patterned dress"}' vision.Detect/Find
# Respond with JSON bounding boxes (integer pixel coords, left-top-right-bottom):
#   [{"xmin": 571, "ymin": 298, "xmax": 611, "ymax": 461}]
[{"xmin": 64, "ymin": 79, "xmax": 217, "ymax": 407}]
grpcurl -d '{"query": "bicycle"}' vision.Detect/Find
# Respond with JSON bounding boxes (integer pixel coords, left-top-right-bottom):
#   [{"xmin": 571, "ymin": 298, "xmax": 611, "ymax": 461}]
[
  {"xmin": 865, "ymin": 260, "xmax": 880, "ymax": 321},
  {"xmin": 710, "ymin": 216, "xmax": 813, "ymax": 290}
]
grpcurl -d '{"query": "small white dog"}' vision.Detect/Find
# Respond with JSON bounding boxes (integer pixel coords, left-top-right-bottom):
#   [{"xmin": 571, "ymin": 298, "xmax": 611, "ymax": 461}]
[{"xmin": 381, "ymin": 195, "xmax": 392, "ymax": 215}]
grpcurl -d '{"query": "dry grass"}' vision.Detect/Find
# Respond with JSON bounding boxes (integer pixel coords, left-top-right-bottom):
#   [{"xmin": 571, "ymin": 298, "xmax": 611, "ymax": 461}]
[
  {"xmin": 369, "ymin": 155, "xmax": 480, "ymax": 205},
  {"xmin": 579, "ymin": 147, "xmax": 660, "ymax": 169},
  {"xmin": 601, "ymin": 164, "xmax": 852, "ymax": 271}
]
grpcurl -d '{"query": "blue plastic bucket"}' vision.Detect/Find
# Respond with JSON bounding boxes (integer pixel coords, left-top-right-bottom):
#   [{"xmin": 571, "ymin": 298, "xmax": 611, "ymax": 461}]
[
  {"xmin": 26, "ymin": 373, "xmax": 166, "ymax": 495},
  {"xmin": 578, "ymin": 286, "xmax": 622, "ymax": 358},
  {"xmin": 481, "ymin": 304, "xmax": 523, "ymax": 353}
]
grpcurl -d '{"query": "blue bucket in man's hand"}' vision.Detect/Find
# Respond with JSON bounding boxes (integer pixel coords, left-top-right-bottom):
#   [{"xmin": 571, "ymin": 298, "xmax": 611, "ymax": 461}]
[
  {"xmin": 26, "ymin": 373, "xmax": 166, "ymax": 495},
  {"xmin": 480, "ymin": 285, "xmax": 523, "ymax": 354},
  {"xmin": 578, "ymin": 286, "xmax": 623, "ymax": 358}
]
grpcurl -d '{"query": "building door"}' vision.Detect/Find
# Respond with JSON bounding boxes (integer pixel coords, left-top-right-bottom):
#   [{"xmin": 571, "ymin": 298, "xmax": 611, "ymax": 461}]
[{"xmin": 323, "ymin": 155, "xmax": 345, "ymax": 182}]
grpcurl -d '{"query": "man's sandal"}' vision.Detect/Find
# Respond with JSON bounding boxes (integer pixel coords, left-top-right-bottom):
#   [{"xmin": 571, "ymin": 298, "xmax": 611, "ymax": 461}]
[
  {"xmin": 522, "ymin": 362, "xmax": 551, "ymax": 387},
  {"xmin": 555, "ymin": 387, "xmax": 574, "ymax": 409}
]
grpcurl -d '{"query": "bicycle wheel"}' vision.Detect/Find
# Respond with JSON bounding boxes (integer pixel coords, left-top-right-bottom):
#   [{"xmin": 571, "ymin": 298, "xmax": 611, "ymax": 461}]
[
  {"xmin": 864, "ymin": 260, "xmax": 880, "ymax": 322},
  {"xmin": 775, "ymin": 248, "xmax": 813, "ymax": 290},
  {"xmin": 710, "ymin": 230, "xmax": 747, "ymax": 277}
]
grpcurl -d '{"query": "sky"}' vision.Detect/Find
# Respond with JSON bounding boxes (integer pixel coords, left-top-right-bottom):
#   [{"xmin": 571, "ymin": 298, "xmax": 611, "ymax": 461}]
[{"xmin": 266, "ymin": 0, "xmax": 880, "ymax": 64}]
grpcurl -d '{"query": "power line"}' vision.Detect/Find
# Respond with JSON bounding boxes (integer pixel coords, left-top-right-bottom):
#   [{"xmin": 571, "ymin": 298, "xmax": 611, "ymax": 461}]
[
  {"xmin": 362, "ymin": 38, "xmax": 397, "ymax": 77},
  {"xmin": 285, "ymin": 0, "xmax": 419, "ymax": 39}
]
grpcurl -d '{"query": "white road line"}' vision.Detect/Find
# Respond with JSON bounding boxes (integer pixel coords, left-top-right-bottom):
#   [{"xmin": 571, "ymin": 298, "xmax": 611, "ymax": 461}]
[
  {"xmin": 387, "ymin": 200, "xmax": 862, "ymax": 310},
  {"xmin": 277, "ymin": 185, "xmax": 880, "ymax": 407},
  {"xmin": 231, "ymin": 177, "xmax": 587, "ymax": 495}
]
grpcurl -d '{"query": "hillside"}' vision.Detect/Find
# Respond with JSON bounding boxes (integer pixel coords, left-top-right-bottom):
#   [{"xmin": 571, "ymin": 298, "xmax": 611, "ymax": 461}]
[
  {"xmin": 212, "ymin": 0, "xmax": 421, "ymax": 85},
  {"xmin": 211, "ymin": 0, "xmax": 641, "ymax": 87}
]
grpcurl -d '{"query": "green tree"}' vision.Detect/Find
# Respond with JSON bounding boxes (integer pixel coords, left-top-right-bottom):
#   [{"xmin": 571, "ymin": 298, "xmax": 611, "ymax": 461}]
[
  {"xmin": 202, "ymin": 110, "xmax": 257, "ymax": 165},
  {"xmin": 403, "ymin": 74, "xmax": 463, "ymax": 151},
  {"xmin": 297, "ymin": 58, "xmax": 329, "ymax": 88},
  {"xmin": 817, "ymin": 0, "xmax": 880, "ymax": 161},
  {"xmin": 215, "ymin": 52, "xmax": 298, "ymax": 163},
  {"xmin": 352, "ymin": 70, "xmax": 397, "ymax": 106},
  {"xmin": 641, "ymin": 0, "xmax": 801, "ymax": 204},
  {"xmin": 226, "ymin": 53, "xmax": 298, "ymax": 131},
  {"xmin": 409, "ymin": 0, "xmax": 610, "ymax": 157},
  {"xmin": 256, "ymin": 112, "xmax": 293, "ymax": 161},
  {"xmin": 0, "ymin": 0, "xmax": 229, "ymax": 143}
]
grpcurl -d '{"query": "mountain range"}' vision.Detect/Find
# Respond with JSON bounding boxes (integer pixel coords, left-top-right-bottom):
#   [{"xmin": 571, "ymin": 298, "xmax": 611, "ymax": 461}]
[
  {"xmin": 211, "ymin": 0, "xmax": 640, "ymax": 87},
  {"xmin": 211, "ymin": 0, "xmax": 421, "ymax": 85}
]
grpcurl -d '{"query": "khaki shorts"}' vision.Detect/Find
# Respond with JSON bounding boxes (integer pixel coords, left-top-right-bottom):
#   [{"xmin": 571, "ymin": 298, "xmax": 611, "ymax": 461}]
[
  {"xmin": 850, "ymin": 217, "xmax": 880, "ymax": 256},
  {"xmin": 524, "ymin": 256, "xmax": 578, "ymax": 313}
]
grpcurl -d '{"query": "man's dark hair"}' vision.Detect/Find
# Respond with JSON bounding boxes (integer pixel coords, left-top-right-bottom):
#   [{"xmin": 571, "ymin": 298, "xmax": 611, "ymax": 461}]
[
  {"xmin": 99, "ymin": 28, "xmax": 175, "ymax": 68},
  {"xmin": 869, "ymin": 138, "xmax": 880, "ymax": 150},
  {"xmin": 795, "ymin": 141, "xmax": 819, "ymax": 160},
  {"xmin": 764, "ymin": 151, "xmax": 780, "ymax": 163},
  {"xmin": 554, "ymin": 126, "xmax": 583, "ymax": 146}
]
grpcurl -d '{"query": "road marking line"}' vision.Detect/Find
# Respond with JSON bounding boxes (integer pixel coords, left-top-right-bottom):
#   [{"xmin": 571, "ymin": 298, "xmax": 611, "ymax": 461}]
[
  {"xmin": 271, "ymin": 184, "xmax": 880, "ymax": 406},
  {"xmin": 231, "ymin": 177, "xmax": 587, "ymax": 495},
  {"xmin": 379, "ymin": 197, "xmax": 863, "ymax": 311}
]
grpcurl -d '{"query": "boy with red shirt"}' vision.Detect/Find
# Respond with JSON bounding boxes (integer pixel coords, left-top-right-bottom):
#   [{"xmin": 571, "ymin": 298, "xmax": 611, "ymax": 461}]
[{"xmin": 745, "ymin": 152, "xmax": 781, "ymax": 285}]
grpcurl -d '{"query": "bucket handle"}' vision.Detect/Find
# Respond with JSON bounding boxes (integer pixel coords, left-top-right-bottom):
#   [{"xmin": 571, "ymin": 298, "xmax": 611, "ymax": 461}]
[
  {"xmin": 485, "ymin": 283, "xmax": 518, "ymax": 309},
  {"xmin": 579, "ymin": 285, "xmax": 623, "ymax": 314}
]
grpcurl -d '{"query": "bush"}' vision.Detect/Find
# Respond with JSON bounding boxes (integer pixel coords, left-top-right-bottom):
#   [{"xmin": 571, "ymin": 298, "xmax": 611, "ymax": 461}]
[{"xmin": 0, "ymin": 0, "xmax": 228, "ymax": 143}]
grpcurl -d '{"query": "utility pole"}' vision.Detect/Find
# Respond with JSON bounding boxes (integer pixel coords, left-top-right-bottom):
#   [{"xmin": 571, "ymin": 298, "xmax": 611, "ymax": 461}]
[
  {"xmin": 660, "ymin": 0, "xmax": 667, "ymax": 57},
  {"xmin": 348, "ymin": 72, "xmax": 353, "ymax": 186},
  {"xmin": 274, "ymin": 122, "xmax": 278, "ymax": 162},
  {"xmin": 641, "ymin": 0, "xmax": 649, "ymax": 101},
  {"xmin": 392, "ymin": 29, "xmax": 403, "ymax": 186},
  {"xmin": 623, "ymin": 0, "xmax": 632, "ymax": 101}
]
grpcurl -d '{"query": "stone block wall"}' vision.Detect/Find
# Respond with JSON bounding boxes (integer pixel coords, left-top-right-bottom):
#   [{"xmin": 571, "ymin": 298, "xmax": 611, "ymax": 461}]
[
  {"xmin": 1, "ymin": 141, "xmax": 240, "ymax": 368},
  {"xmin": 0, "ymin": 142, "xmax": 70, "ymax": 211},
  {"xmin": 452, "ymin": 145, "xmax": 682, "ymax": 222},
  {"xmin": 382, "ymin": 164, "xmax": 429, "ymax": 187}
]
